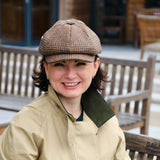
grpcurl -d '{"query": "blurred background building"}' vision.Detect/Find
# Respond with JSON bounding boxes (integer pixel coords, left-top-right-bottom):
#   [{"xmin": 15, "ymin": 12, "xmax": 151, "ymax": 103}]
[{"xmin": 0, "ymin": 0, "xmax": 160, "ymax": 46}]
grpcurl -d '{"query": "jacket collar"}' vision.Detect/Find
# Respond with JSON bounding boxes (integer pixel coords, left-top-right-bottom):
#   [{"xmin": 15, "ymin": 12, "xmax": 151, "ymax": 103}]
[
  {"xmin": 48, "ymin": 85, "xmax": 115, "ymax": 128},
  {"xmin": 81, "ymin": 86, "xmax": 115, "ymax": 128},
  {"xmin": 48, "ymin": 85, "xmax": 76, "ymax": 121}
]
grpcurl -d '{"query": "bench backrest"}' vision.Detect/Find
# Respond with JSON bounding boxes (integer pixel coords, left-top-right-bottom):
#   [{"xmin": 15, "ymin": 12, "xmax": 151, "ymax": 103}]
[
  {"xmin": 0, "ymin": 45, "xmax": 42, "ymax": 98},
  {"xmin": 100, "ymin": 56, "xmax": 155, "ymax": 134},
  {"xmin": 100, "ymin": 55, "xmax": 155, "ymax": 102},
  {"xmin": 124, "ymin": 131, "xmax": 160, "ymax": 160}
]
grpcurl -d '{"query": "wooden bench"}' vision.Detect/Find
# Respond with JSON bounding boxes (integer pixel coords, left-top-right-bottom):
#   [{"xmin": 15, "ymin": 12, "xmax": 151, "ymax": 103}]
[
  {"xmin": 100, "ymin": 55, "xmax": 156, "ymax": 134},
  {"xmin": 0, "ymin": 45, "xmax": 156, "ymax": 136},
  {"xmin": 0, "ymin": 45, "xmax": 42, "ymax": 134},
  {"xmin": 124, "ymin": 131, "xmax": 160, "ymax": 159}
]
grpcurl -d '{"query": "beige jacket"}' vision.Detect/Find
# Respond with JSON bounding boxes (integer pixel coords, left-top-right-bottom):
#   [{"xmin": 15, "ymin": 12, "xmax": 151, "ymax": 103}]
[{"xmin": 0, "ymin": 86, "xmax": 130, "ymax": 160}]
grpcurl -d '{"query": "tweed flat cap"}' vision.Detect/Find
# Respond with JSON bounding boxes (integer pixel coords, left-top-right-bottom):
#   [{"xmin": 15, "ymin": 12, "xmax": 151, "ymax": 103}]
[{"xmin": 39, "ymin": 19, "xmax": 102, "ymax": 63}]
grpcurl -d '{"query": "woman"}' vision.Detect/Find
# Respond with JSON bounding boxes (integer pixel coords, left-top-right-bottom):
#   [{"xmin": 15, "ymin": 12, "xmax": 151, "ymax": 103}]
[{"xmin": 0, "ymin": 19, "xmax": 130, "ymax": 160}]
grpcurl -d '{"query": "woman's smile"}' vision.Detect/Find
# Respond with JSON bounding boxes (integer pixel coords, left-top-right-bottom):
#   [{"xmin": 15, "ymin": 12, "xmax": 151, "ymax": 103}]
[{"xmin": 63, "ymin": 82, "xmax": 80, "ymax": 87}]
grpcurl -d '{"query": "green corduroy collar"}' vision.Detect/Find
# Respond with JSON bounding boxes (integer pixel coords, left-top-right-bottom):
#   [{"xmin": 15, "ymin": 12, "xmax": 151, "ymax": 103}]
[{"xmin": 81, "ymin": 86, "xmax": 115, "ymax": 128}]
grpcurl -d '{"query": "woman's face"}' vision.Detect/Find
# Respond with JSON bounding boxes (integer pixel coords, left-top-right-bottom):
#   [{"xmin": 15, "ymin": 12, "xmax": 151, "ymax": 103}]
[{"xmin": 44, "ymin": 58, "xmax": 100, "ymax": 100}]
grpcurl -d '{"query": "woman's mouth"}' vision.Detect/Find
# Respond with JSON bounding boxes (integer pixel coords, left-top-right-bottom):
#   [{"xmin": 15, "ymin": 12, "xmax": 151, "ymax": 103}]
[{"xmin": 63, "ymin": 82, "xmax": 79, "ymax": 87}]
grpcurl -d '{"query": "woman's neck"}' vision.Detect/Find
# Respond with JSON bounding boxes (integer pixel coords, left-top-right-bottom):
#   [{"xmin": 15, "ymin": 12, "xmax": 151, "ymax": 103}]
[{"xmin": 59, "ymin": 95, "xmax": 82, "ymax": 119}]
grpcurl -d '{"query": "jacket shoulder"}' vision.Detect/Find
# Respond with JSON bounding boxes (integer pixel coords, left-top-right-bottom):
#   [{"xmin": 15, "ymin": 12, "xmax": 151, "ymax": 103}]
[{"xmin": 10, "ymin": 93, "xmax": 56, "ymax": 133}]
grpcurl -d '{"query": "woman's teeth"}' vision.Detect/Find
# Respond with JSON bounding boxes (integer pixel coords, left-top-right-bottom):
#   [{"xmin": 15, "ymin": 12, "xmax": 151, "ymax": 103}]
[{"xmin": 64, "ymin": 82, "xmax": 78, "ymax": 86}]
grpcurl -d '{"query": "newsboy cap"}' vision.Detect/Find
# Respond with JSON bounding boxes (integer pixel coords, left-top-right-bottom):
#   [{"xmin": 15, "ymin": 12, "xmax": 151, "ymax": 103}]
[{"xmin": 39, "ymin": 19, "xmax": 102, "ymax": 63}]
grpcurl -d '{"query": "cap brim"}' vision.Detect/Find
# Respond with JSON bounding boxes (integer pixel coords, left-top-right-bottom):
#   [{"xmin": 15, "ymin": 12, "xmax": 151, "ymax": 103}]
[{"xmin": 45, "ymin": 54, "xmax": 95, "ymax": 63}]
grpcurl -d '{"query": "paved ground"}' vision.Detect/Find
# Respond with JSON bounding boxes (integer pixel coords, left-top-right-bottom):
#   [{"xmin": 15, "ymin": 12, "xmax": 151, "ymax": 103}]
[{"xmin": 101, "ymin": 44, "xmax": 160, "ymax": 139}]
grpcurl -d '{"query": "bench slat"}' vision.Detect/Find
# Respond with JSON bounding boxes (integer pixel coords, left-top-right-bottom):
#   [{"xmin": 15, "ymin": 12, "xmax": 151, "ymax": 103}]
[{"xmin": 0, "ymin": 94, "xmax": 34, "ymax": 112}]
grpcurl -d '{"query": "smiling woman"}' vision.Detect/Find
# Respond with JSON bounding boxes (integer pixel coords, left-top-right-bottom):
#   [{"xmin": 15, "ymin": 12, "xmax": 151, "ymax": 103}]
[
  {"xmin": 43, "ymin": 59, "xmax": 100, "ymax": 118},
  {"xmin": 0, "ymin": 19, "xmax": 131, "ymax": 160}
]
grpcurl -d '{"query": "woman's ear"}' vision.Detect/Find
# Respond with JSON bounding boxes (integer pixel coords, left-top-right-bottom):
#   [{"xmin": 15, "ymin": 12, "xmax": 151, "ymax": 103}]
[
  {"xmin": 43, "ymin": 61, "xmax": 49, "ymax": 79},
  {"xmin": 93, "ymin": 57, "xmax": 100, "ymax": 76}
]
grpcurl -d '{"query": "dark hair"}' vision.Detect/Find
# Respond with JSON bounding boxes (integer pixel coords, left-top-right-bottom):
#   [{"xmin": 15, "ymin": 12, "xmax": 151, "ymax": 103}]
[{"xmin": 32, "ymin": 56, "xmax": 109, "ymax": 92}]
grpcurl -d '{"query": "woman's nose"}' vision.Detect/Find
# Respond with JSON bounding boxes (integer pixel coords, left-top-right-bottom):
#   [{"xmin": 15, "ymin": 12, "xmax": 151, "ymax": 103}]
[{"xmin": 65, "ymin": 66, "xmax": 77, "ymax": 79}]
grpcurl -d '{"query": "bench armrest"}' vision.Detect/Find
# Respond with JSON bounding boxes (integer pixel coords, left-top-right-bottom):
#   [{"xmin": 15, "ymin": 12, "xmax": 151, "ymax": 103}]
[{"xmin": 105, "ymin": 90, "xmax": 150, "ymax": 116}]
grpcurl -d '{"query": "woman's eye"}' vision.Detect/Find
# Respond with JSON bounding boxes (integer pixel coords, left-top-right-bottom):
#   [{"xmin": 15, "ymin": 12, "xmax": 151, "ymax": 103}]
[
  {"xmin": 53, "ymin": 63, "xmax": 64, "ymax": 67},
  {"xmin": 76, "ymin": 62, "xmax": 86, "ymax": 66}
]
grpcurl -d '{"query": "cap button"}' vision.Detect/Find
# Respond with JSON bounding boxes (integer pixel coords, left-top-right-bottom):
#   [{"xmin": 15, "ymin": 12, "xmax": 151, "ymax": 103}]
[{"xmin": 66, "ymin": 20, "xmax": 75, "ymax": 25}]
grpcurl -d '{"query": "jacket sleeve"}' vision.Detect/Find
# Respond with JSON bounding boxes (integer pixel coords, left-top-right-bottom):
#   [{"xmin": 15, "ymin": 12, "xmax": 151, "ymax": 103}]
[
  {"xmin": 0, "ymin": 121, "xmax": 40, "ymax": 160},
  {"xmin": 114, "ymin": 129, "xmax": 131, "ymax": 160}
]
